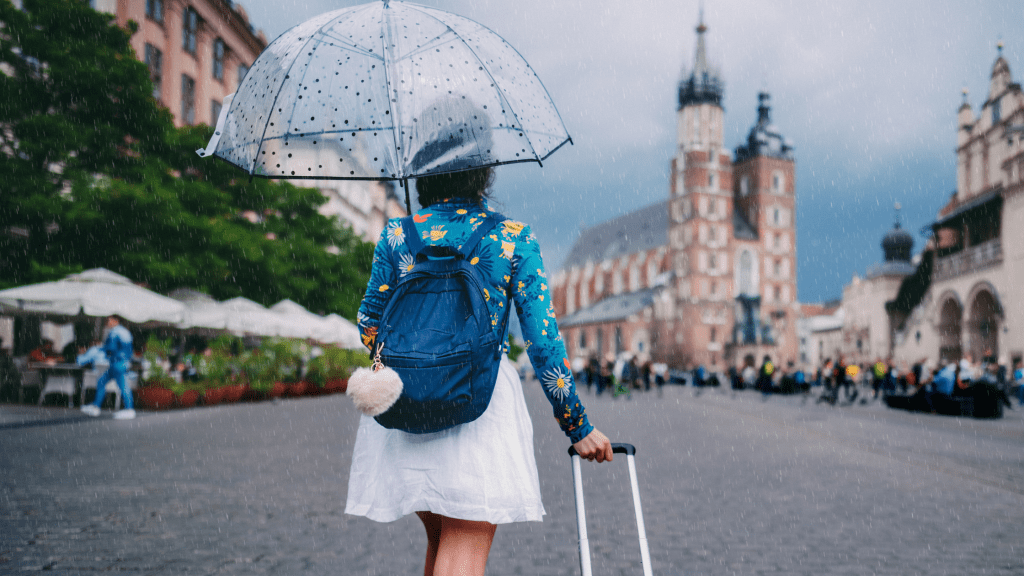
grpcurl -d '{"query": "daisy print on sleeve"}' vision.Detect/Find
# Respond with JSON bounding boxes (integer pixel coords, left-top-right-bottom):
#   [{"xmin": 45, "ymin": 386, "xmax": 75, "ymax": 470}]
[
  {"xmin": 542, "ymin": 364, "xmax": 572, "ymax": 400},
  {"xmin": 385, "ymin": 220, "xmax": 406, "ymax": 248}
]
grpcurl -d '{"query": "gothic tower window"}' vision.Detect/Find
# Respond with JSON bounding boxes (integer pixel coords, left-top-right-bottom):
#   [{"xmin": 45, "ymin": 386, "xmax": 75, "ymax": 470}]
[{"xmin": 739, "ymin": 251, "xmax": 754, "ymax": 295}]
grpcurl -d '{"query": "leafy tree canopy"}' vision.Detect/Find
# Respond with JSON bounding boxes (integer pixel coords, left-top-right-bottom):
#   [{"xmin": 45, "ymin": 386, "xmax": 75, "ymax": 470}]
[{"xmin": 0, "ymin": 0, "xmax": 374, "ymax": 318}]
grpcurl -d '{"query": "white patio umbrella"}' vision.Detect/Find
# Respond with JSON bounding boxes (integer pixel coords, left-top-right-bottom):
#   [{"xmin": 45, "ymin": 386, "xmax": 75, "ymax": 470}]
[
  {"xmin": 0, "ymin": 268, "xmax": 185, "ymax": 325},
  {"xmin": 269, "ymin": 299, "xmax": 330, "ymax": 340},
  {"xmin": 220, "ymin": 297, "xmax": 294, "ymax": 337},
  {"xmin": 168, "ymin": 288, "xmax": 230, "ymax": 333},
  {"xmin": 320, "ymin": 313, "xmax": 364, "ymax": 350}
]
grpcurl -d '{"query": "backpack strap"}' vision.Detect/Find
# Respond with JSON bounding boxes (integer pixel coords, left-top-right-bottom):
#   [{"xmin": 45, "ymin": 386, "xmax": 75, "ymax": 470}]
[{"xmin": 399, "ymin": 216, "xmax": 425, "ymax": 257}]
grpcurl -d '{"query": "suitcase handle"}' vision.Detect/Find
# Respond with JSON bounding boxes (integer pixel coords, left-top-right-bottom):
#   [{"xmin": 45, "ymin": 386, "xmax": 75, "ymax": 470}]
[
  {"xmin": 568, "ymin": 441, "xmax": 652, "ymax": 576},
  {"xmin": 568, "ymin": 442, "xmax": 635, "ymax": 457}
]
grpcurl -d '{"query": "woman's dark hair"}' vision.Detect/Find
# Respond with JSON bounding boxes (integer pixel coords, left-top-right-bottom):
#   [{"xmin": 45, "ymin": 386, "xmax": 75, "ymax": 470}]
[{"xmin": 415, "ymin": 167, "xmax": 494, "ymax": 208}]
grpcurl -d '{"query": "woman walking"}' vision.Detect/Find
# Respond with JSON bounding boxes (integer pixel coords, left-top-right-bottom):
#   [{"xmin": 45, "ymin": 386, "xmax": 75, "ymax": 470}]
[{"xmin": 347, "ymin": 167, "xmax": 613, "ymax": 576}]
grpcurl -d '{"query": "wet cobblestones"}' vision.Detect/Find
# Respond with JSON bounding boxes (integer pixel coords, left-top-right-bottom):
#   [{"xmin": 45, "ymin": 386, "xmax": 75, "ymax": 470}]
[{"xmin": 1, "ymin": 384, "xmax": 1022, "ymax": 575}]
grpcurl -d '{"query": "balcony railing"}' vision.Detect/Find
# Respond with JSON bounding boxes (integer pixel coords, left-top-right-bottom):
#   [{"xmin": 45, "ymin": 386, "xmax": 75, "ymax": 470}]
[{"xmin": 933, "ymin": 238, "xmax": 1002, "ymax": 282}]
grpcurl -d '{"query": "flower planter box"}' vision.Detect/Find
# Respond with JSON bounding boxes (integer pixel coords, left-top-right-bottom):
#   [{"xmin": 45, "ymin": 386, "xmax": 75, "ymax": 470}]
[
  {"xmin": 202, "ymin": 387, "xmax": 226, "ymax": 406},
  {"xmin": 137, "ymin": 386, "xmax": 175, "ymax": 410},
  {"xmin": 325, "ymin": 378, "xmax": 348, "ymax": 394},
  {"xmin": 268, "ymin": 382, "xmax": 286, "ymax": 398},
  {"xmin": 286, "ymin": 381, "xmax": 308, "ymax": 397},
  {"xmin": 222, "ymin": 384, "xmax": 245, "ymax": 403},
  {"xmin": 176, "ymin": 389, "xmax": 199, "ymax": 408}
]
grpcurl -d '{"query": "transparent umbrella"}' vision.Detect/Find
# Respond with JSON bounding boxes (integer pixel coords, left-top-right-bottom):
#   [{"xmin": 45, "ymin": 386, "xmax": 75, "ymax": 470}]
[{"xmin": 197, "ymin": 0, "xmax": 572, "ymax": 211}]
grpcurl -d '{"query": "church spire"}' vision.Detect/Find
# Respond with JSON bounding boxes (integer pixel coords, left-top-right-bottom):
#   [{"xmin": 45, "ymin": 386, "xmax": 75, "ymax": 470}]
[{"xmin": 678, "ymin": 6, "xmax": 723, "ymax": 109}]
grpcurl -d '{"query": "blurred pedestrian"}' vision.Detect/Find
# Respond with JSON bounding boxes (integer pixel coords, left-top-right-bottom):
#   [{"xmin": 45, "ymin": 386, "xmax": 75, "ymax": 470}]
[
  {"xmin": 757, "ymin": 355, "xmax": 774, "ymax": 396},
  {"xmin": 0, "ymin": 338, "xmax": 19, "ymax": 402},
  {"xmin": 29, "ymin": 339, "xmax": 60, "ymax": 364},
  {"xmin": 1013, "ymin": 359, "xmax": 1024, "ymax": 406},
  {"xmin": 80, "ymin": 316, "xmax": 135, "ymax": 419}
]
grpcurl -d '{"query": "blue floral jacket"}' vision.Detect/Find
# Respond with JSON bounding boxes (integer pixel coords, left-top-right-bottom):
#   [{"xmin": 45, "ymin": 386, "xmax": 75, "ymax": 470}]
[{"xmin": 357, "ymin": 198, "xmax": 593, "ymax": 443}]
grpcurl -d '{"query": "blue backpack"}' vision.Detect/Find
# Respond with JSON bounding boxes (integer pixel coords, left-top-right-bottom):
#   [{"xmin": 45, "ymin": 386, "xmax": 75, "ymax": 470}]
[{"xmin": 373, "ymin": 213, "xmax": 511, "ymax": 434}]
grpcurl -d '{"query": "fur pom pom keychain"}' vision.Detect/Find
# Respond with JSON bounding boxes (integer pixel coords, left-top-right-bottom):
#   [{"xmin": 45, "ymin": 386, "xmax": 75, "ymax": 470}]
[{"xmin": 347, "ymin": 343, "xmax": 403, "ymax": 417}]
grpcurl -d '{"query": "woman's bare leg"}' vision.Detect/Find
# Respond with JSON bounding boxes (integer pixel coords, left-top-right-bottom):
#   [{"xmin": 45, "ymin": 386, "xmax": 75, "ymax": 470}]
[
  {"xmin": 417, "ymin": 511, "xmax": 443, "ymax": 576},
  {"xmin": 435, "ymin": 516, "xmax": 497, "ymax": 576},
  {"xmin": 417, "ymin": 512, "xmax": 496, "ymax": 576}
]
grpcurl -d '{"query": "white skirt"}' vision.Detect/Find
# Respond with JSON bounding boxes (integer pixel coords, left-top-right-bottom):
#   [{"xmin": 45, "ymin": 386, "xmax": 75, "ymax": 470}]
[{"xmin": 345, "ymin": 355, "xmax": 545, "ymax": 524}]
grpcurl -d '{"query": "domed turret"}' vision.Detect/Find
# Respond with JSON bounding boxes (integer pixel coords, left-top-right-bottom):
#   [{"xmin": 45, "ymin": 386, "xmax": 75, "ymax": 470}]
[
  {"xmin": 882, "ymin": 222, "xmax": 913, "ymax": 262},
  {"xmin": 735, "ymin": 92, "xmax": 794, "ymax": 162}
]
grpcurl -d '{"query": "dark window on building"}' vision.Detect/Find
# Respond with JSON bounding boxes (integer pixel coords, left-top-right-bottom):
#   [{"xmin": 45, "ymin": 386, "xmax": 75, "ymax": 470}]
[
  {"xmin": 614, "ymin": 326, "xmax": 623, "ymax": 355},
  {"xmin": 144, "ymin": 44, "xmax": 162, "ymax": 101},
  {"xmin": 710, "ymin": 327, "xmax": 717, "ymax": 342},
  {"xmin": 213, "ymin": 38, "xmax": 225, "ymax": 80},
  {"xmin": 237, "ymin": 64, "xmax": 249, "ymax": 90},
  {"xmin": 146, "ymin": 0, "xmax": 163, "ymax": 23},
  {"xmin": 579, "ymin": 330, "xmax": 586, "ymax": 349},
  {"xmin": 181, "ymin": 74, "xmax": 195, "ymax": 125},
  {"xmin": 211, "ymin": 99, "xmax": 222, "ymax": 126},
  {"xmin": 182, "ymin": 7, "xmax": 198, "ymax": 55},
  {"xmin": 992, "ymin": 97, "xmax": 1001, "ymax": 124}
]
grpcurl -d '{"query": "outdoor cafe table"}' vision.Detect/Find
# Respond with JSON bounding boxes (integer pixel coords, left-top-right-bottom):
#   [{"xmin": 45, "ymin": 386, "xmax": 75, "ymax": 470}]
[{"xmin": 28, "ymin": 362, "xmax": 84, "ymax": 406}]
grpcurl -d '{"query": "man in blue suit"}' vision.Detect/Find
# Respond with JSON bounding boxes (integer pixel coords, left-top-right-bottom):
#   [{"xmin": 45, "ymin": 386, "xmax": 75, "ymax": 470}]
[{"xmin": 81, "ymin": 316, "xmax": 135, "ymax": 419}]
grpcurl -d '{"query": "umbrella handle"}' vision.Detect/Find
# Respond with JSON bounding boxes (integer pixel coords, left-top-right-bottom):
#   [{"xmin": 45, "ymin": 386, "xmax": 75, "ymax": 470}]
[{"xmin": 403, "ymin": 179, "xmax": 412, "ymax": 215}]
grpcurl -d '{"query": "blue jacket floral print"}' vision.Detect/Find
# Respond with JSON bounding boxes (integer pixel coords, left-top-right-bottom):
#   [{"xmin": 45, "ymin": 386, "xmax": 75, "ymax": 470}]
[{"xmin": 357, "ymin": 197, "xmax": 593, "ymax": 444}]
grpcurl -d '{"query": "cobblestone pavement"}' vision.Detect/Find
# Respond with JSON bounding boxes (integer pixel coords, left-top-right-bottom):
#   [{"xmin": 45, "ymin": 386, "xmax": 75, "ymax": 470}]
[{"xmin": 1, "ymin": 383, "xmax": 1022, "ymax": 575}]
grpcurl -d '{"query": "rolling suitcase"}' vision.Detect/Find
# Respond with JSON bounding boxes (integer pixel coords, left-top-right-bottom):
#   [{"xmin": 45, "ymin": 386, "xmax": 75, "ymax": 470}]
[{"xmin": 568, "ymin": 443, "xmax": 653, "ymax": 576}]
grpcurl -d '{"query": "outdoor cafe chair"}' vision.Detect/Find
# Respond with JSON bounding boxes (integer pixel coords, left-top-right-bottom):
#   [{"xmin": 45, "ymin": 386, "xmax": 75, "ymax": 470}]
[
  {"xmin": 37, "ymin": 372, "xmax": 76, "ymax": 407},
  {"xmin": 13, "ymin": 357, "xmax": 42, "ymax": 404}
]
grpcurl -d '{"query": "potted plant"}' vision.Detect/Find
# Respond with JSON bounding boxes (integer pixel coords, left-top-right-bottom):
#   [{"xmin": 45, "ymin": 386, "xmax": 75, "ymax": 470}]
[
  {"xmin": 264, "ymin": 338, "xmax": 305, "ymax": 397},
  {"xmin": 243, "ymin": 347, "xmax": 281, "ymax": 400},
  {"xmin": 305, "ymin": 352, "xmax": 328, "ymax": 395},
  {"xmin": 137, "ymin": 367, "xmax": 176, "ymax": 409},
  {"xmin": 205, "ymin": 336, "xmax": 244, "ymax": 403},
  {"xmin": 321, "ymin": 346, "xmax": 372, "ymax": 394},
  {"xmin": 136, "ymin": 335, "xmax": 176, "ymax": 409}
]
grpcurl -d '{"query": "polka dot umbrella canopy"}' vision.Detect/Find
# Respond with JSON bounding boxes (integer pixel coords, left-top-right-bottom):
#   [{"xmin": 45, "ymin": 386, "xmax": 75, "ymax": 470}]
[{"xmin": 198, "ymin": 0, "xmax": 572, "ymax": 210}]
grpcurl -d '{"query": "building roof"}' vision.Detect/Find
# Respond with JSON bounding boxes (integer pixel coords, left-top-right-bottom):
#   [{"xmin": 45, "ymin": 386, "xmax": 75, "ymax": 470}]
[
  {"xmin": 559, "ymin": 286, "xmax": 664, "ymax": 328},
  {"xmin": 562, "ymin": 201, "xmax": 667, "ymax": 269}
]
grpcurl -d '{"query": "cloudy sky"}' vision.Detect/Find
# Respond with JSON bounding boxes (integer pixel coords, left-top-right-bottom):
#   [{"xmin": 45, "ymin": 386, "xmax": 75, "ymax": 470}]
[{"xmin": 243, "ymin": 0, "xmax": 1023, "ymax": 303}]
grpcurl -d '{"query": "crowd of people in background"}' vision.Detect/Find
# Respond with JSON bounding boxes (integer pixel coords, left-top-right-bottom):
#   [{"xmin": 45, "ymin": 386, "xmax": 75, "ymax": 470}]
[{"xmin": 566, "ymin": 349, "xmax": 1022, "ymax": 418}]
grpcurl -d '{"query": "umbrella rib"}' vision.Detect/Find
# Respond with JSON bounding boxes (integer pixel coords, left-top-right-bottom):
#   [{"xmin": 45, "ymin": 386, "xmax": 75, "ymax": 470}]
[
  {"xmin": 319, "ymin": 29, "xmax": 386, "ymax": 62},
  {"xmin": 402, "ymin": 3, "xmax": 543, "ymax": 163},
  {"xmin": 379, "ymin": 1, "xmax": 405, "ymax": 180},
  {"xmin": 250, "ymin": 14, "xmax": 356, "ymax": 176}
]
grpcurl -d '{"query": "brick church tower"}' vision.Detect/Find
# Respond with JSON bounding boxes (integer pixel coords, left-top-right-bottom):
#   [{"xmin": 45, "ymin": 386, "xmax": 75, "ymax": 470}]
[
  {"xmin": 730, "ymin": 93, "xmax": 799, "ymax": 368},
  {"xmin": 667, "ymin": 12, "xmax": 734, "ymax": 368}
]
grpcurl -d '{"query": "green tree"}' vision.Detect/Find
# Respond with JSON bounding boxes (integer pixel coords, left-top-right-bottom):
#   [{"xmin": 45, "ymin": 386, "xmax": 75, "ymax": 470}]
[{"xmin": 0, "ymin": 0, "xmax": 374, "ymax": 319}]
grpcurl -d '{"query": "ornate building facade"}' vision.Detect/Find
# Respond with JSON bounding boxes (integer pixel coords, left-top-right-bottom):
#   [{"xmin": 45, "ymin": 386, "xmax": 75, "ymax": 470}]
[
  {"xmin": 550, "ymin": 15, "xmax": 799, "ymax": 370},
  {"xmin": 97, "ymin": 0, "xmax": 404, "ymax": 243},
  {"xmin": 890, "ymin": 47, "xmax": 1024, "ymax": 367}
]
